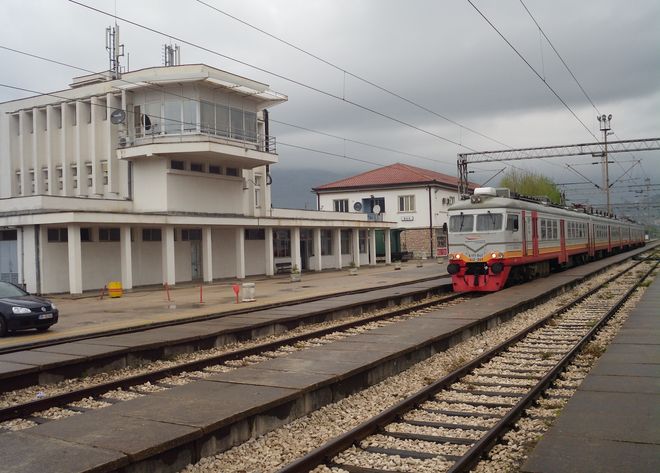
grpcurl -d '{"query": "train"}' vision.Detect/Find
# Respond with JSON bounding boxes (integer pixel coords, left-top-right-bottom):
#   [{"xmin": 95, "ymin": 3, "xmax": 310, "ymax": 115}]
[{"xmin": 446, "ymin": 187, "xmax": 645, "ymax": 292}]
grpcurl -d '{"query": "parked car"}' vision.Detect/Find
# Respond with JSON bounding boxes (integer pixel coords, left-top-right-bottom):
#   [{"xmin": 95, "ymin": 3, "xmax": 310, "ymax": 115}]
[{"xmin": 0, "ymin": 282, "xmax": 58, "ymax": 336}]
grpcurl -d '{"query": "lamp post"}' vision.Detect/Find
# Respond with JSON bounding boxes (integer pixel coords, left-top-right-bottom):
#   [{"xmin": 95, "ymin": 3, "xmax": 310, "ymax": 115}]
[{"xmin": 597, "ymin": 114, "xmax": 613, "ymax": 214}]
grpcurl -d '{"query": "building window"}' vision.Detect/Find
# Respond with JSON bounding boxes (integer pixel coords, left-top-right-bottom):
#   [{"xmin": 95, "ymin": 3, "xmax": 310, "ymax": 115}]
[
  {"xmin": 142, "ymin": 228, "xmax": 162, "ymax": 241},
  {"xmin": 321, "ymin": 230, "xmax": 332, "ymax": 255},
  {"xmin": 181, "ymin": 228, "xmax": 202, "ymax": 241},
  {"xmin": 333, "ymin": 199, "xmax": 349, "ymax": 212},
  {"xmin": 56, "ymin": 166, "xmax": 63, "ymax": 190},
  {"xmin": 42, "ymin": 168, "xmax": 49, "ymax": 193},
  {"xmin": 209, "ymin": 165, "xmax": 222, "ymax": 174},
  {"xmin": 29, "ymin": 169, "xmax": 35, "ymax": 193},
  {"xmin": 398, "ymin": 195, "xmax": 415, "ymax": 212},
  {"xmin": 254, "ymin": 174, "xmax": 262, "ymax": 208},
  {"xmin": 226, "ymin": 167, "xmax": 239, "ymax": 177},
  {"xmin": 80, "ymin": 228, "xmax": 92, "ymax": 242},
  {"xmin": 99, "ymin": 227, "xmax": 120, "ymax": 242},
  {"xmin": 101, "ymin": 161, "xmax": 109, "ymax": 185},
  {"xmin": 0, "ymin": 230, "xmax": 17, "ymax": 241},
  {"xmin": 15, "ymin": 171, "xmax": 21, "ymax": 195},
  {"xmin": 190, "ymin": 162, "xmax": 204, "ymax": 172},
  {"xmin": 273, "ymin": 230, "xmax": 291, "ymax": 257},
  {"xmin": 245, "ymin": 229, "xmax": 265, "ymax": 240},
  {"xmin": 340, "ymin": 230, "xmax": 351, "ymax": 254},
  {"xmin": 171, "ymin": 160, "xmax": 185, "ymax": 170},
  {"xmin": 47, "ymin": 228, "xmax": 68, "ymax": 242},
  {"xmin": 86, "ymin": 163, "xmax": 93, "ymax": 188},
  {"xmin": 358, "ymin": 230, "xmax": 367, "ymax": 253}
]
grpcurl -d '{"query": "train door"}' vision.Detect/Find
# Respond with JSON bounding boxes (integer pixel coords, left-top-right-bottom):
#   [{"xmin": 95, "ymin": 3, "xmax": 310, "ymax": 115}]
[
  {"xmin": 531, "ymin": 211, "xmax": 539, "ymax": 257},
  {"xmin": 588, "ymin": 222, "xmax": 595, "ymax": 258},
  {"xmin": 559, "ymin": 220, "xmax": 567, "ymax": 264},
  {"xmin": 521, "ymin": 210, "xmax": 528, "ymax": 256},
  {"xmin": 607, "ymin": 225, "xmax": 612, "ymax": 253}
]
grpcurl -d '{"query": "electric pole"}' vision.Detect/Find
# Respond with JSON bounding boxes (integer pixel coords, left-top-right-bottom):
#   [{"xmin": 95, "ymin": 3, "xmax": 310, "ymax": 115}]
[{"xmin": 597, "ymin": 114, "xmax": 612, "ymax": 214}]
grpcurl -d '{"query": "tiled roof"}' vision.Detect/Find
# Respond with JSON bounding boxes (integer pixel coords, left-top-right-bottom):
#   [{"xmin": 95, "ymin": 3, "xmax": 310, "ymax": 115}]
[{"xmin": 313, "ymin": 163, "xmax": 475, "ymax": 191}]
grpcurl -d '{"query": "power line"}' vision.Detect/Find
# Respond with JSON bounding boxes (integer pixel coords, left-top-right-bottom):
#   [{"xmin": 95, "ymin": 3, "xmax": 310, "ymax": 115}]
[
  {"xmin": 194, "ymin": 0, "xmax": 511, "ymax": 149},
  {"xmin": 466, "ymin": 0, "xmax": 599, "ymax": 143},
  {"xmin": 67, "ymin": 0, "xmax": 479, "ymax": 153}
]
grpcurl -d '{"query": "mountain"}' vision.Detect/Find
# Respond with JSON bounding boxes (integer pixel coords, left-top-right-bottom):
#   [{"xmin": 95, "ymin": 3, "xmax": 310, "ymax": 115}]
[{"xmin": 269, "ymin": 167, "xmax": 348, "ymax": 209}]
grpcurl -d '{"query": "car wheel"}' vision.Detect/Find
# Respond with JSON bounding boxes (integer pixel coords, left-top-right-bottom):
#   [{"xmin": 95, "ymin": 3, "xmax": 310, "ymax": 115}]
[
  {"xmin": 0, "ymin": 317, "xmax": 7, "ymax": 337},
  {"xmin": 36, "ymin": 326, "xmax": 50, "ymax": 333}
]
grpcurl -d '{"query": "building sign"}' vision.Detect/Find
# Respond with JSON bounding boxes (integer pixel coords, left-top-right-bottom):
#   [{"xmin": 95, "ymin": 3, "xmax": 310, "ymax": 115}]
[
  {"xmin": 437, "ymin": 247, "xmax": 448, "ymax": 257},
  {"xmin": 401, "ymin": 216, "xmax": 414, "ymax": 221}
]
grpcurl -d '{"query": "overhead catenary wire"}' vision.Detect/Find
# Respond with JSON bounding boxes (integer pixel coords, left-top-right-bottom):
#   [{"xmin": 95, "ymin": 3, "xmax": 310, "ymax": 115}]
[
  {"xmin": 67, "ymin": 0, "xmax": 480, "ymax": 153},
  {"xmin": 194, "ymin": 0, "xmax": 511, "ymax": 149}
]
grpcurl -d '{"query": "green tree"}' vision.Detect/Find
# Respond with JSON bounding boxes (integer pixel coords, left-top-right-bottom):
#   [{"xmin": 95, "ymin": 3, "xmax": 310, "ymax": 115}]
[{"xmin": 499, "ymin": 170, "xmax": 562, "ymax": 204}]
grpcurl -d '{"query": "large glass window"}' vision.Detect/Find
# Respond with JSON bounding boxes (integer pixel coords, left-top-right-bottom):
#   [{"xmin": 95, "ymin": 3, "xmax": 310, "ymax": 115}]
[
  {"xmin": 230, "ymin": 107, "xmax": 243, "ymax": 139},
  {"xmin": 244, "ymin": 111, "xmax": 257, "ymax": 141},
  {"xmin": 200, "ymin": 101, "xmax": 215, "ymax": 134},
  {"xmin": 449, "ymin": 214, "xmax": 474, "ymax": 233},
  {"xmin": 183, "ymin": 100, "xmax": 197, "ymax": 132},
  {"xmin": 273, "ymin": 230, "xmax": 291, "ymax": 257},
  {"xmin": 144, "ymin": 102, "xmax": 161, "ymax": 134},
  {"xmin": 476, "ymin": 213, "xmax": 503, "ymax": 232},
  {"xmin": 321, "ymin": 230, "xmax": 332, "ymax": 255},
  {"xmin": 340, "ymin": 230, "xmax": 351, "ymax": 254},
  {"xmin": 163, "ymin": 101, "xmax": 181, "ymax": 134},
  {"xmin": 398, "ymin": 195, "xmax": 415, "ymax": 212},
  {"xmin": 506, "ymin": 214, "xmax": 519, "ymax": 232},
  {"xmin": 215, "ymin": 104, "xmax": 229, "ymax": 136}
]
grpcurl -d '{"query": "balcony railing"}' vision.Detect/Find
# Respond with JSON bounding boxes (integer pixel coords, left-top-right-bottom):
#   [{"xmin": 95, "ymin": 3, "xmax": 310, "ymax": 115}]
[{"xmin": 130, "ymin": 125, "xmax": 277, "ymax": 154}]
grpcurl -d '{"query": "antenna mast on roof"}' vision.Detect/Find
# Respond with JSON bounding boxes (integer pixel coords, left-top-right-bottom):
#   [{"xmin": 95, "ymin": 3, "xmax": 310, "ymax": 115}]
[
  {"xmin": 163, "ymin": 43, "xmax": 181, "ymax": 67},
  {"xmin": 105, "ymin": 23, "xmax": 125, "ymax": 79}
]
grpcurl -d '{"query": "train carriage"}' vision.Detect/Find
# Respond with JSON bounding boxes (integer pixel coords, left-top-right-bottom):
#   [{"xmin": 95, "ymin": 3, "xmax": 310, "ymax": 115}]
[{"xmin": 446, "ymin": 187, "xmax": 645, "ymax": 292}]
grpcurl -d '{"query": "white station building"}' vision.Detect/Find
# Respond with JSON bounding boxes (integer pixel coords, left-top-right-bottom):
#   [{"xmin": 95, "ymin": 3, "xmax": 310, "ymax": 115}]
[{"xmin": 0, "ymin": 63, "xmax": 395, "ymax": 294}]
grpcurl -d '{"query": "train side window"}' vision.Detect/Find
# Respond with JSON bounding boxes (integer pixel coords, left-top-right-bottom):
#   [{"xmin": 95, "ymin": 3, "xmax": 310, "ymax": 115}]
[{"xmin": 506, "ymin": 214, "xmax": 519, "ymax": 232}]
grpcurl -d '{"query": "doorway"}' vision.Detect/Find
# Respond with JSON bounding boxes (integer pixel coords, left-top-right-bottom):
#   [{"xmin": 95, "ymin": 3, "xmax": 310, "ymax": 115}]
[{"xmin": 190, "ymin": 240, "xmax": 202, "ymax": 280}]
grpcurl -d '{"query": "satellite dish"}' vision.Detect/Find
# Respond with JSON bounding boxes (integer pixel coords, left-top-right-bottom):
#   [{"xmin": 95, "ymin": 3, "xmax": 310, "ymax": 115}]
[
  {"xmin": 373, "ymin": 204, "xmax": 381, "ymax": 214},
  {"xmin": 110, "ymin": 109, "xmax": 126, "ymax": 125},
  {"xmin": 353, "ymin": 202, "xmax": 363, "ymax": 211}
]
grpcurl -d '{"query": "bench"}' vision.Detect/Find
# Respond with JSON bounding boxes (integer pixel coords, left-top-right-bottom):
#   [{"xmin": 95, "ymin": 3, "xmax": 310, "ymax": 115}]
[{"xmin": 275, "ymin": 262, "xmax": 292, "ymax": 274}]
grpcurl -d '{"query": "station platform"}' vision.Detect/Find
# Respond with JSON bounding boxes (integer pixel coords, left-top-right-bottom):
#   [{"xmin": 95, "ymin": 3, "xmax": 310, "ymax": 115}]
[
  {"xmin": 523, "ymin": 271, "xmax": 660, "ymax": 473},
  {"xmin": 0, "ymin": 262, "xmax": 445, "ymax": 353},
  {"xmin": 0, "ymin": 247, "xmax": 652, "ymax": 473}
]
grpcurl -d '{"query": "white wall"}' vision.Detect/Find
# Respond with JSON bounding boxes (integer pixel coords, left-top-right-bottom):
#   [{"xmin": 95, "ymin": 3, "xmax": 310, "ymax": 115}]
[
  {"xmin": 212, "ymin": 228, "xmax": 237, "ymax": 278},
  {"xmin": 81, "ymin": 241, "xmax": 121, "ymax": 290},
  {"xmin": 132, "ymin": 238, "xmax": 162, "ymax": 287},
  {"xmin": 41, "ymin": 237, "xmax": 69, "ymax": 294}
]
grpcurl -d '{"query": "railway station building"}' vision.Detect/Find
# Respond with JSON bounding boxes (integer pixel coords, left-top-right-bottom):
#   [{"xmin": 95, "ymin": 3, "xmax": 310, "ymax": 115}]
[
  {"xmin": 0, "ymin": 64, "xmax": 395, "ymax": 295},
  {"xmin": 314, "ymin": 163, "xmax": 474, "ymax": 259}
]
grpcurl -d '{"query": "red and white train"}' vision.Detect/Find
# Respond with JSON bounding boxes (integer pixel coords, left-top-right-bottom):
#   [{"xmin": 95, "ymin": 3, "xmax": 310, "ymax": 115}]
[{"xmin": 446, "ymin": 187, "xmax": 646, "ymax": 292}]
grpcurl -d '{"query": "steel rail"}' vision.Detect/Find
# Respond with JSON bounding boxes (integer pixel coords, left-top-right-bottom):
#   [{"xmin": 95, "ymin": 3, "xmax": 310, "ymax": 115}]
[
  {"xmin": 0, "ymin": 275, "xmax": 448, "ymax": 356},
  {"xmin": 0, "ymin": 293, "xmax": 466, "ymax": 423},
  {"xmin": 276, "ymin": 255, "xmax": 655, "ymax": 473}
]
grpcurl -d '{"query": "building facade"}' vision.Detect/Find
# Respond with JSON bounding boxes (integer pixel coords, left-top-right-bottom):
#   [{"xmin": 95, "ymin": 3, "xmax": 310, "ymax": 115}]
[
  {"xmin": 314, "ymin": 163, "xmax": 475, "ymax": 258},
  {"xmin": 0, "ymin": 64, "xmax": 394, "ymax": 294}
]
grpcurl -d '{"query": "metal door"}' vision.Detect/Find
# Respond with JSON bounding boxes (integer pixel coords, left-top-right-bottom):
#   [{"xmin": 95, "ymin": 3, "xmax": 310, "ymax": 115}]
[
  {"xmin": 531, "ymin": 211, "xmax": 539, "ymax": 257},
  {"xmin": 560, "ymin": 220, "xmax": 567, "ymax": 263},
  {"xmin": 191, "ymin": 240, "xmax": 202, "ymax": 280}
]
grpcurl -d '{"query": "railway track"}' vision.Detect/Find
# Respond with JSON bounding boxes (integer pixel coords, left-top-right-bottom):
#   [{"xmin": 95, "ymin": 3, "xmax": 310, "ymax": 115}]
[
  {"xmin": 0, "ymin": 292, "xmax": 471, "ymax": 430},
  {"xmin": 274, "ymin": 258, "xmax": 658, "ymax": 473}
]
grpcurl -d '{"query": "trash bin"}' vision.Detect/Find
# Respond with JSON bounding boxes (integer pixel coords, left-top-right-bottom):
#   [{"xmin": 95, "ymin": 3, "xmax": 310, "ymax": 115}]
[
  {"xmin": 241, "ymin": 282, "xmax": 256, "ymax": 302},
  {"xmin": 107, "ymin": 281, "xmax": 123, "ymax": 298}
]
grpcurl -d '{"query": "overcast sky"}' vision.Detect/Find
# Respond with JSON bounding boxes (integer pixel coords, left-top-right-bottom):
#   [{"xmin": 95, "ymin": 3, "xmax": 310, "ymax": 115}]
[{"xmin": 2, "ymin": 0, "xmax": 659, "ymax": 215}]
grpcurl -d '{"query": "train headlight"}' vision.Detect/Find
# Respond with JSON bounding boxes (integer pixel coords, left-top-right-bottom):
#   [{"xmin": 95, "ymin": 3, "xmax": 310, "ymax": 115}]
[
  {"xmin": 490, "ymin": 252, "xmax": 504, "ymax": 259},
  {"xmin": 452, "ymin": 253, "xmax": 462, "ymax": 260}
]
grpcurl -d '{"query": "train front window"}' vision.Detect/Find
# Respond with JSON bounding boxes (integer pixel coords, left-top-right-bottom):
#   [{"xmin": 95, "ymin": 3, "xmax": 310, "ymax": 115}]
[
  {"xmin": 449, "ymin": 214, "xmax": 474, "ymax": 233},
  {"xmin": 476, "ymin": 212, "xmax": 503, "ymax": 231}
]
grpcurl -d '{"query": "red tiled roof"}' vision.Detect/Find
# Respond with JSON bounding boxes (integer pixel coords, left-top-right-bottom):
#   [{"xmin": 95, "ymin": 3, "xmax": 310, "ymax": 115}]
[{"xmin": 313, "ymin": 163, "xmax": 475, "ymax": 191}]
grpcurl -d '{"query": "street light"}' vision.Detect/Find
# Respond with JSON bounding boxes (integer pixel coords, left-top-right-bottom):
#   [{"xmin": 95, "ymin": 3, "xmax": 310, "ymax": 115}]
[{"xmin": 597, "ymin": 114, "xmax": 613, "ymax": 214}]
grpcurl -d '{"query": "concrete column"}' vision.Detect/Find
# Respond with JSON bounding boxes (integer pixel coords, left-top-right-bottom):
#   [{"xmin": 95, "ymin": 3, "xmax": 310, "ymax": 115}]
[
  {"xmin": 291, "ymin": 227, "xmax": 302, "ymax": 272},
  {"xmin": 67, "ymin": 223, "xmax": 83, "ymax": 294},
  {"xmin": 120, "ymin": 226, "xmax": 133, "ymax": 290},
  {"xmin": 352, "ymin": 228, "xmax": 361, "ymax": 268},
  {"xmin": 369, "ymin": 229, "xmax": 377, "ymax": 265},
  {"xmin": 385, "ymin": 229, "xmax": 392, "ymax": 264},
  {"xmin": 313, "ymin": 228, "xmax": 322, "ymax": 272},
  {"xmin": 235, "ymin": 227, "xmax": 245, "ymax": 279},
  {"xmin": 264, "ymin": 227, "xmax": 274, "ymax": 276},
  {"xmin": 333, "ymin": 228, "xmax": 342, "ymax": 269},
  {"xmin": 202, "ymin": 227, "xmax": 213, "ymax": 283},
  {"xmin": 161, "ymin": 226, "xmax": 175, "ymax": 285}
]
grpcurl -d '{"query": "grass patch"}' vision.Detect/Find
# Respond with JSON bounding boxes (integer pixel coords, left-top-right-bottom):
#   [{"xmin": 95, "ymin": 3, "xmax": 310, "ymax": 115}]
[{"xmin": 583, "ymin": 342, "xmax": 606, "ymax": 358}]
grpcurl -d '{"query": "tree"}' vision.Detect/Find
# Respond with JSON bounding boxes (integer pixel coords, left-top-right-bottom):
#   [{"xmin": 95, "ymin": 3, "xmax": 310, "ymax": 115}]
[{"xmin": 499, "ymin": 169, "xmax": 562, "ymax": 204}]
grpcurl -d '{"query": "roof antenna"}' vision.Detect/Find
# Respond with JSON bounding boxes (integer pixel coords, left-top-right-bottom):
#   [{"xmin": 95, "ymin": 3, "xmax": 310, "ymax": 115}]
[
  {"xmin": 105, "ymin": 23, "xmax": 125, "ymax": 78},
  {"xmin": 163, "ymin": 43, "xmax": 181, "ymax": 67}
]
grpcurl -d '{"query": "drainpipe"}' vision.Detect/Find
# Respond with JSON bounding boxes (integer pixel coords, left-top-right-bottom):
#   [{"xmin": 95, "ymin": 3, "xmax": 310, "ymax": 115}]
[
  {"xmin": 316, "ymin": 193, "xmax": 320, "ymax": 211},
  {"xmin": 35, "ymin": 225, "xmax": 41, "ymax": 294},
  {"xmin": 428, "ymin": 186, "xmax": 433, "ymax": 258}
]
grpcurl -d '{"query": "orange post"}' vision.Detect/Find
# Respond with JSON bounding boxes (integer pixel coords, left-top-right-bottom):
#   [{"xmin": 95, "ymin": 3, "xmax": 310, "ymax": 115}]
[
  {"xmin": 199, "ymin": 284, "xmax": 204, "ymax": 304},
  {"xmin": 99, "ymin": 285, "xmax": 107, "ymax": 300},
  {"xmin": 165, "ymin": 283, "xmax": 171, "ymax": 302},
  {"xmin": 232, "ymin": 284, "xmax": 240, "ymax": 304}
]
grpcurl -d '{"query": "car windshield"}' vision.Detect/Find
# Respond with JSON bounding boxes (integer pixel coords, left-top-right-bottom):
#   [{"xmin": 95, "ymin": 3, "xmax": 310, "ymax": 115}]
[
  {"xmin": 0, "ymin": 282, "xmax": 28, "ymax": 298},
  {"xmin": 449, "ymin": 214, "xmax": 474, "ymax": 233},
  {"xmin": 476, "ymin": 212, "xmax": 503, "ymax": 231}
]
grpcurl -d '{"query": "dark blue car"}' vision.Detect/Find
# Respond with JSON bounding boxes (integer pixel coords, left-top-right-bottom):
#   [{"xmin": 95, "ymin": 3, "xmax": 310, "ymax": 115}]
[{"xmin": 0, "ymin": 282, "xmax": 59, "ymax": 336}]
